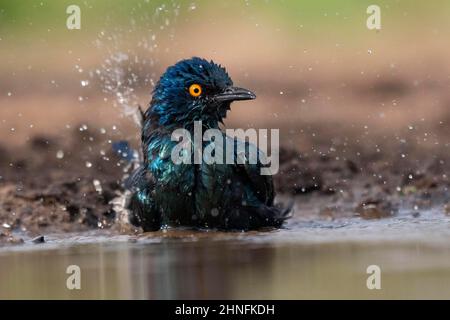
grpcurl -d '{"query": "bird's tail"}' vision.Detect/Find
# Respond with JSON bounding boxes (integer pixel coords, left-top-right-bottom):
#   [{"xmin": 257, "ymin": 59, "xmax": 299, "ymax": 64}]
[
  {"xmin": 226, "ymin": 201, "xmax": 293, "ymax": 230},
  {"xmin": 258, "ymin": 200, "xmax": 293, "ymax": 228}
]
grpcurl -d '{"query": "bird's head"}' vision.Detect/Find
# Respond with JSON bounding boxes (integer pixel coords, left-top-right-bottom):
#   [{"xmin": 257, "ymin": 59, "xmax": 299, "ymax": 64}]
[{"xmin": 148, "ymin": 57, "xmax": 256, "ymax": 130}]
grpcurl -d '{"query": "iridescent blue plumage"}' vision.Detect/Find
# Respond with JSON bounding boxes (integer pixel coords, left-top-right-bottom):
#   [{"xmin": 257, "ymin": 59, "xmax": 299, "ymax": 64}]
[{"xmin": 126, "ymin": 57, "xmax": 290, "ymax": 231}]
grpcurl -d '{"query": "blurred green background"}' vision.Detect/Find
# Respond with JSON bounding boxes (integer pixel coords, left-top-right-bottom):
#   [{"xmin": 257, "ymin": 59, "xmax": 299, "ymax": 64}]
[{"xmin": 2, "ymin": 0, "xmax": 450, "ymax": 33}]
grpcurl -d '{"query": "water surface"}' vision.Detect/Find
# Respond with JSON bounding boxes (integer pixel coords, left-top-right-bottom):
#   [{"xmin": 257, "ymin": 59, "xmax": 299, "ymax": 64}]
[{"xmin": 1, "ymin": 208, "xmax": 450, "ymax": 299}]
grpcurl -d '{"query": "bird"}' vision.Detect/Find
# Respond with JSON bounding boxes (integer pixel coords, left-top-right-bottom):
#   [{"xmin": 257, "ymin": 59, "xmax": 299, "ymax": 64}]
[{"xmin": 125, "ymin": 57, "xmax": 290, "ymax": 231}]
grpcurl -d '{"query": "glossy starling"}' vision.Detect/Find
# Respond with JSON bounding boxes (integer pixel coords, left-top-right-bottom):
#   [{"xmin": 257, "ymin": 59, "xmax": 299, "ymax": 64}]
[{"xmin": 126, "ymin": 57, "xmax": 290, "ymax": 231}]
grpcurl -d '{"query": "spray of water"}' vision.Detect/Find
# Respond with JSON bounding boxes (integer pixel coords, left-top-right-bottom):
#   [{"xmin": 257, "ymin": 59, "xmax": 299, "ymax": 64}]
[
  {"xmin": 86, "ymin": 1, "xmax": 195, "ymax": 225},
  {"xmin": 91, "ymin": 1, "xmax": 188, "ymax": 126}
]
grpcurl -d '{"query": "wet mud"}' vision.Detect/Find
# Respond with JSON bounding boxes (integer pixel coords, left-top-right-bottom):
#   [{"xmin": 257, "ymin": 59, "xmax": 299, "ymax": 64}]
[{"xmin": 1, "ymin": 119, "xmax": 448, "ymax": 245}]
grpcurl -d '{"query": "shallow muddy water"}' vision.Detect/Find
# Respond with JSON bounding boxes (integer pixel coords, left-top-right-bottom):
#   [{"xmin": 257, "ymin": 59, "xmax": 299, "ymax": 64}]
[{"xmin": 1, "ymin": 207, "xmax": 449, "ymax": 299}]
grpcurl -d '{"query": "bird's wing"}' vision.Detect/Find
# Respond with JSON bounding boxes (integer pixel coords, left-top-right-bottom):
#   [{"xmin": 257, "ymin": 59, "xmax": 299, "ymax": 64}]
[
  {"xmin": 230, "ymin": 137, "xmax": 275, "ymax": 206},
  {"xmin": 124, "ymin": 164, "xmax": 155, "ymax": 191}
]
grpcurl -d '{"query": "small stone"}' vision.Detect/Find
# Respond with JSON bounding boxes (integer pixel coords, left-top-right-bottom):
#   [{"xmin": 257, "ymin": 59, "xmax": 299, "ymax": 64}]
[
  {"xmin": 445, "ymin": 204, "xmax": 450, "ymax": 216},
  {"xmin": 8, "ymin": 237, "xmax": 24, "ymax": 244},
  {"xmin": 319, "ymin": 207, "xmax": 336, "ymax": 220},
  {"xmin": 355, "ymin": 199, "xmax": 394, "ymax": 219},
  {"xmin": 31, "ymin": 235, "xmax": 45, "ymax": 244}
]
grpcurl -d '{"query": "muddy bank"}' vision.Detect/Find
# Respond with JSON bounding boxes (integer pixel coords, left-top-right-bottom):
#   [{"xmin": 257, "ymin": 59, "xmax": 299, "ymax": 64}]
[
  {"xmin": 0, "ymin": 120, "xmax": 448, "ymax": 245},
  {"xmin": 0, "ymin": 126, "xmax": 136, "ymax": 244}
]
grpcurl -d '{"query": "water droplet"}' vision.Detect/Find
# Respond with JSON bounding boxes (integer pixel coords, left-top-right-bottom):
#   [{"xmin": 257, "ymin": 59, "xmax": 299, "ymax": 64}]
[
  {"xmin": 93, "ymin": 179, "xmax": 102, "ymax": 193},
  {"xmin": 85, "ymin": 161, "xmax": 92, "ymax": 168},
  {"xmin": 211, "ymin": 208, "xmax": 219, "ymax": 217},
  {"xmin": 56, "ymin": 150, "xmax": 64, "ymax": 159}
]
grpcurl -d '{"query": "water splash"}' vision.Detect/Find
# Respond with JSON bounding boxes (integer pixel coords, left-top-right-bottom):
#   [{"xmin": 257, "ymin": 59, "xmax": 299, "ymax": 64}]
[{"xmin": 91, "ymin": 1, "xmax": 187, "ymax": 126}]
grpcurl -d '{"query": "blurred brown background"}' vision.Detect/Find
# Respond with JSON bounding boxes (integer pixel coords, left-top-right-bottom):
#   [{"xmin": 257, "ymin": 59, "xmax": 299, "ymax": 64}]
[{"xmin": 1, "ymin": 0, "xmax": 449, "ymax": 154}]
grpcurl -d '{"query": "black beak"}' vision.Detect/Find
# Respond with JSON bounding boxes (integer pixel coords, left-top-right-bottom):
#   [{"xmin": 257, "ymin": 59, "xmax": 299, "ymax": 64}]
[{"xmin": 214, "ymin": 86, "xmax": 256, "ymax": 102}]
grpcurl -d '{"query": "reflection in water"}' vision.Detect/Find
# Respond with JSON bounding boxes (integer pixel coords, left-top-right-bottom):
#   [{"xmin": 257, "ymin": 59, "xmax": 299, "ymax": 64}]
[{"xmin": 1, "ymin": 238, "xmax": 450, "ymax": 299}]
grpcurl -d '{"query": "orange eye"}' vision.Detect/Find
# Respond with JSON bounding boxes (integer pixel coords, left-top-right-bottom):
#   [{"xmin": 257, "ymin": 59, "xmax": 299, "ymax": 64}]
[{"xmin": 189, "ymin": 84, "xmax": 202, "ymax": 97}]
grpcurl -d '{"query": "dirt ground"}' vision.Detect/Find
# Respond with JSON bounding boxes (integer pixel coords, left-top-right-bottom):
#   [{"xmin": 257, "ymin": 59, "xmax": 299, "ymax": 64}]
[{"xmin": 0, "ymin": 100, "xmax": 448, "ymax": 244}]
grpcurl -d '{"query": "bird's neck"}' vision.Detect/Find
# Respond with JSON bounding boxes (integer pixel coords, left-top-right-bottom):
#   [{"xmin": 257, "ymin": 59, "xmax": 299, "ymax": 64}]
[
  {"xmin": 143, "ymin": 117, "xmax": 223, "ymax": 142},
  {"xmin": 184, "ymin": 119, "xmax": 221, "ymax": 131}
]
